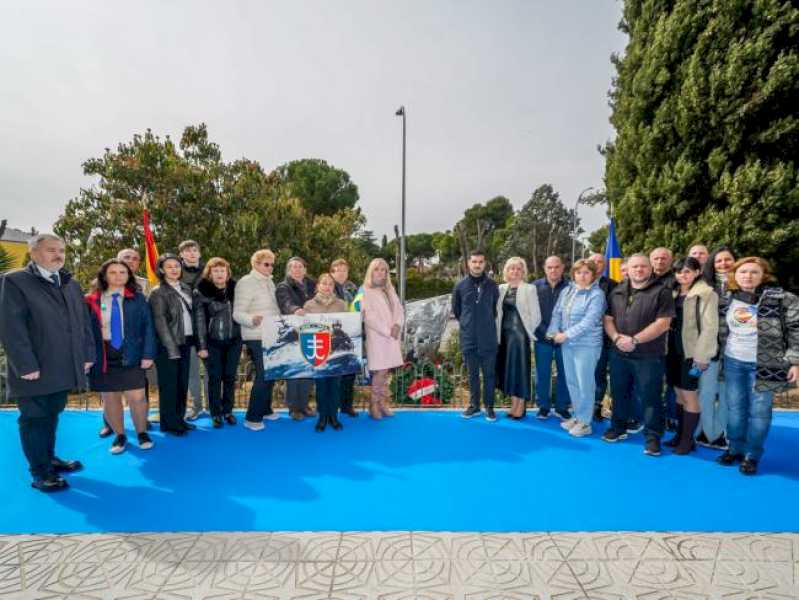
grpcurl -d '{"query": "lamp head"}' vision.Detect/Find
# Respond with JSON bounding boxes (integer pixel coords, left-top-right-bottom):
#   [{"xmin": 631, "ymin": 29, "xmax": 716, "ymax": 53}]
[{"xmin": 395, "ymin": 106, "xmax": 405, "ymax": 116}]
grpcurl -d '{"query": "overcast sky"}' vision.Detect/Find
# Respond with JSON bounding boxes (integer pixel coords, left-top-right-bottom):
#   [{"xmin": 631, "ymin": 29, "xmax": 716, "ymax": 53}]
[{"xmin": 0, "ymin": 0, "xmax": 626, "ymax": 243}]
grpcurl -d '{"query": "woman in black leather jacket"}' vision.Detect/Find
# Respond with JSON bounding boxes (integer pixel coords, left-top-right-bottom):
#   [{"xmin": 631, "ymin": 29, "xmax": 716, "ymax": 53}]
[
  {"xmin": 149, "ymin": 253, "xmax": 206, "ymax": 436},
  {"xmin": 195, "ymin": 257, "xmax": 242, "ymax": 428}
]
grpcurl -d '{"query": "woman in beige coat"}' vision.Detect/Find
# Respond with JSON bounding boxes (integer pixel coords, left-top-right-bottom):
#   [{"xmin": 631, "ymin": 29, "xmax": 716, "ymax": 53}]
[
  {"xmin": 495, "ymin": 257, "xmax": 541, "ymax": 418},
  {"xmin": 665, "ymin": 257, "xmax": 719, "ymax": 454}
]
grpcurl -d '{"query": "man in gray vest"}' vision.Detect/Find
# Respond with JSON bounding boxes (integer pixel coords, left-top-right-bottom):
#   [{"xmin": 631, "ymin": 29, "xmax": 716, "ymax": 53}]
[{"xmin": 0, "ymin": 234, "xmax": 95, "ymax": 492}]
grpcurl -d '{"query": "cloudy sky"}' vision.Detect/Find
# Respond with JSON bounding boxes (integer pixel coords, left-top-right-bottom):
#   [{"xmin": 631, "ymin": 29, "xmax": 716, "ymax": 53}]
[{"xmin": 1, "ymin": 0, "xmax": 626, "ymax": 242}]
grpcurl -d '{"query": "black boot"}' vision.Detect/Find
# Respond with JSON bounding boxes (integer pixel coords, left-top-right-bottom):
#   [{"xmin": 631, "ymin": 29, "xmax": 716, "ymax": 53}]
[
  {"xmin": 315, "ymin": 416, "xmax": 327, "ymax": 432},
  {"xmin": 329, "ymin": 414, "xmax": 343, "ymax": 431},
  {"xmin": 665, "ymin": 405, "xmax": 684, "ymax": 448},
  {"xmin": 674, "ymin": 411, "xmax": 699, "ymax": 455}
]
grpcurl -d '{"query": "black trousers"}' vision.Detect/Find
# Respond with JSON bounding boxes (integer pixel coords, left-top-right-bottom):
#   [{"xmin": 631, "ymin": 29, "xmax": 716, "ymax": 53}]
[
  {"xmin": 464, "ymin": 350, "xmax": 497, "ymax": 409},
  {"xmin": 155, "ymin": 341, "xmax": 192, "ymax": 431},
  {"xmin": 244, "ymin": 340, "xmax": 275, "ymax": 422},
  {"xmin": 17, "ymin": 391, "xmax": 68, "ymax": 479},
  {"xmin": 205, "ymin": 339, "xmax": 243, "ymax": 416},
  {"xmin": 609, "ymin": 351, "xmax": 666, "ymax": 440},
  {"xmin": 594, "ymin": 341, "xmax": 610, "ymax": 407},
  {"xmin": 340, "ymin": 374, "xmax": 356, "ymax": 411},
  {"xmin": 316, "ymin": 376, "xmax": 341, "ymax": 417}
]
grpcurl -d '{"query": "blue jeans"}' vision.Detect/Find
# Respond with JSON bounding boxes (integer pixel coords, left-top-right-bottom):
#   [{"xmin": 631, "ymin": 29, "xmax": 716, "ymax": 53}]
[
  {"xmin": 534, "ymin": 341, "xmax": 570, "ymax": 412},
  {"xmin": 561, "ymin": 345, "xmax": 601, "ymax": 425},
  {"xmin": 724, "ymin": 356, "xmax": 774, "ymax": 461},
  {"xmin": 697, "ymin": 360, "xmax": 727, "ymax": 440},
  {"xmin": 609, "ymin": 351, "xmax": 665, "ymax": 440}
]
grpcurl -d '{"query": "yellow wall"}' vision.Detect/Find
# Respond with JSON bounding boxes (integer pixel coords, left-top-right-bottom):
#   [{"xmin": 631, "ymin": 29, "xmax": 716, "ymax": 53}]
[{"xmin": 0, "ymin": 241, "xmax": 28, "ymax": 269}]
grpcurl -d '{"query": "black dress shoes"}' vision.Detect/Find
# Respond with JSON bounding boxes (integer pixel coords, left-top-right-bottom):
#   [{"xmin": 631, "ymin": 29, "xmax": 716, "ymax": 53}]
[
  {"xmin": 717, "ymin": 451, "xmax": 744, "ymax": 466},
  {"xmin": 181, "ymin": 421, "xmax": 197, "ymax": 431},
  {"xmin": 51, "ymin": 457, "xmax": 83, "ymax": 473},
  {"xmin": 329, "ymin": 415, "xmax": 343, "ymax": 431},
  {"xmin": 224, "ymin": 413, "xmax": 237, "ymax": 425},
  {"xmin": 315, "ymin": 416, "xmax": 328, "ymax": 432},
  {"xmin": 212, "ymin": 416, "xmax": 223, "ymax": 428},
  {"xmin": 340, "ymin": 406, "xmax": 359, "ymax": 417},
  {"xmin": 739, "ymin": 457, "xmax": 758, "ymax": 475},
  {"xmin": 32, "ymin": 474, "xmax": 69, "ymax": 493}
]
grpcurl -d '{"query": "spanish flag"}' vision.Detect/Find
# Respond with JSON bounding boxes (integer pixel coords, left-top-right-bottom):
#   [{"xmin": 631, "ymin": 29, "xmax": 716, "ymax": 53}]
[
  {"xmin": 143, "ymin": 208, "xmax": 159, "ymax": 286},
  {"xmin": 604, "ymin": 218, "xmax": 623, "ymax": 282}
]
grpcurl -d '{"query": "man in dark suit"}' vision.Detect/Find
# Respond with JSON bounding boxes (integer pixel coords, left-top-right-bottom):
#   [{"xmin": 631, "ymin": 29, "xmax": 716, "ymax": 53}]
[{"xmin": 0, "ymin": 234, "xmax": 95, "ymax": 492}]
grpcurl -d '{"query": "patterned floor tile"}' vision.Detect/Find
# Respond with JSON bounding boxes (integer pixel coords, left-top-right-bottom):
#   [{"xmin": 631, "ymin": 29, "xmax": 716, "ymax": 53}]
[
  {"xmin": 629, "ymin": 559, "xmax": 716, "ymax": 593},
  {"xmin": 717, "ymin": 533, "xmax": 794, "ymax": 562},
  {"xmin": 264, "ymin": 532, "xmax": 341, "ymax": 563},
  {"xmin": 183, "ymin": 532, "xmax": 273, "ymax": 562},
  {"xmin": 0, "ymin": 565, "xmax": 22, "ymax": 597},
  {"xmin": 550, "ymin": 533, "xmax": 650, "ymax": 561},
  {"xmin": 337, "ymin": 532, "xmax": 414, "ymax": 562},
  {"xmin": 479, "ymin": 534, "xmax": 527, "ymax": 560},
  {"xmin": 658, "ymin": 534, "xmax": 722, "ymax": 561},
  {"xmin": 518, "ymin": 533, "xmax": 564, "ymax": 561},
  {"xmin": 713, "ymin": 560, "xmax": 797, "ymax": 595}
]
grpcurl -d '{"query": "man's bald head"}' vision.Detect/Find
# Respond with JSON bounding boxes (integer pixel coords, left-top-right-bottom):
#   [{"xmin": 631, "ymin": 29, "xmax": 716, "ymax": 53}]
[{"xmin": 544, "ymin": 256, "xmax": 565, "ymax": 285}]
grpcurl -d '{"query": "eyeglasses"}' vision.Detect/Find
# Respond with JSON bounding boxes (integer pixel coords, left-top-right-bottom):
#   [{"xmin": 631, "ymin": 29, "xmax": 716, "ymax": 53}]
[{"xmin": 261, "ymin": 262, "xmax": 274, "ymax": 267}]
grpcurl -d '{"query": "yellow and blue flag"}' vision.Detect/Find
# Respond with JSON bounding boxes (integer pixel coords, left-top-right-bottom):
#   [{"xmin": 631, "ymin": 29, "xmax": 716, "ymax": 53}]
[{"xmin": 604, "ymin": 218, "xmax": 623, "ymax": 282}]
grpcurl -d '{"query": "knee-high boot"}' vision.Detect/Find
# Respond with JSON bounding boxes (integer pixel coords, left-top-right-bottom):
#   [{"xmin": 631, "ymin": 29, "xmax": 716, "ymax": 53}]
[{"xmin": 674, "ymin": 411, "xmax": 700, "ymax": 455}]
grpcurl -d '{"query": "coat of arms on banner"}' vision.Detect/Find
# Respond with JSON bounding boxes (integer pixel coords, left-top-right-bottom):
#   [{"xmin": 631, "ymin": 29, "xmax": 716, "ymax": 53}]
[
  {"xmin": 299, "ymin": 323, "xmax": 332, "ymax": 367},
  {"xmin": 262, "ymin": 313, "xmax": 363, "ymax": 380}
]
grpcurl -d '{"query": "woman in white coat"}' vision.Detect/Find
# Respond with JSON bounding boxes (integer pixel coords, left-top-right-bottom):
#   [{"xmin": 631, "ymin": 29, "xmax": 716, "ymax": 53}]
[{"xmin": 496, "ymin": 257, "xmax": 541, "ymax": 419}]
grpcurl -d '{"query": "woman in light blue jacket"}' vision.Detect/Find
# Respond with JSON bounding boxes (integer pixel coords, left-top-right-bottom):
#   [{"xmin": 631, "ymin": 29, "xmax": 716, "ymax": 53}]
[{"xmin": 547, "ymin": 259, "xmax": 607, "ymax": 437}]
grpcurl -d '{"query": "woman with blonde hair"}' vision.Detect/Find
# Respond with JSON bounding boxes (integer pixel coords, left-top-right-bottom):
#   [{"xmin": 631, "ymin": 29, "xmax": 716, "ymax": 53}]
[
  {"xmin": 547, "ymin": 259, "xmax": 607, "ymax": 437},
  {"xmin": 233, "ymin": 249, "xmax": 281, "ymax": 430},
  {"xmin": 361, "ymin": 258, "xmax": 404, "ymax": 419},
  {"xmin": 495, "ymin": 257, "xmax": 540, "ymax": 419}
]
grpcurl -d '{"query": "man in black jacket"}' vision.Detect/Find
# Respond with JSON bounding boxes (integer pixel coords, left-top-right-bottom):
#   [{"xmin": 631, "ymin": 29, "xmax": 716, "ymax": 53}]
[
  {"xmin": 179, "ymin": 240, "xmax": 208, "ymax": 421},
  {"xmin": 331, "ymin": 258, "xmax": 359, "ymax": 417},
  {"xmin": 0, "ymin": 234, "xmax": 95, "ymax": 492},
  {"xmin": 603, "ymin": 254, "xmax": 674, "ymax": 457},
  {"xmin": 452, "ymin": 250, "xmax": 500, "ymax": 421}
]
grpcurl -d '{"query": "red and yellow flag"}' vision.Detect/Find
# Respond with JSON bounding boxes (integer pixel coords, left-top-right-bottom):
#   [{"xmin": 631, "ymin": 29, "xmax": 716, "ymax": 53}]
[{"xmin": 143, "ymin": 208, "xmax": 159, "ymax": 286}]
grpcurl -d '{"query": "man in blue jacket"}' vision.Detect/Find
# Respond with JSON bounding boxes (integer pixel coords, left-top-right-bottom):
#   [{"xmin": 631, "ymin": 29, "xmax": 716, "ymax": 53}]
[
  {"xmin": 0, "ymin": 234, "xmax": 95, "ymax": 492},
  {"xmin": 533, "ymin": 256, "xmax": 571, "ymax": 420},
  {"xmin": 452, "ymin": 250, "xmax": 500, "ymax": 421}
]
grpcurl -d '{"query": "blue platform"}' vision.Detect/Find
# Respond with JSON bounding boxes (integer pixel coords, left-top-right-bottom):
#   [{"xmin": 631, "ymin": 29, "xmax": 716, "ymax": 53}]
[{"xmin": 1, "ymin": 410, "xmax": 798, "ymax": 534}]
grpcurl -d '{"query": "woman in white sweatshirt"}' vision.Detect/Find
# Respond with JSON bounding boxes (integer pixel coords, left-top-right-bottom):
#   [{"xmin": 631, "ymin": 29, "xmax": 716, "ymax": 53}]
[{"xmin": 233, "ymin": 249, "xmax": 281, "ymax": 431}]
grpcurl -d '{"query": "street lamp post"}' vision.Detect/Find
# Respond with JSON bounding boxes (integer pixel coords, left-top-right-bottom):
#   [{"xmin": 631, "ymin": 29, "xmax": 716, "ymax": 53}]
[
  {"xmin": 571, "ymin": 186, "xmax": 593, "ymax": 266},
  {"xmin": 395, "ymin": 105, "xmax": 407, "ymax": 308}
]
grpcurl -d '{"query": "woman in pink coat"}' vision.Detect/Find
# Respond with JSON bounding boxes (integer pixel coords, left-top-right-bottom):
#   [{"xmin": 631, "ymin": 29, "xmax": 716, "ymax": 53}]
[{"xmin": 362, "ymin": 258, "xmax": 405, "ymax": 419}]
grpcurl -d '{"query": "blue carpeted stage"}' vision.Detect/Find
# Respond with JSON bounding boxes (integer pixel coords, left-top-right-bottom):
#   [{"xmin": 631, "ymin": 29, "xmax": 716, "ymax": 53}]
[{"xmin": 1, "ymin": 410, "xmax": 798, "ymax": 534}]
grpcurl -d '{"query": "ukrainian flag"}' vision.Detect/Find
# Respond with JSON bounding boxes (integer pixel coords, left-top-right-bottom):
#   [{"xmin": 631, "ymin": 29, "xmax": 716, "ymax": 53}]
[
  {"xmin": 350, "ymin": 286, "xmax": 364, "ymax": 312},
  {"xmin": 604, "ymin": 218, "xmax": 623, "ymax": 282}
]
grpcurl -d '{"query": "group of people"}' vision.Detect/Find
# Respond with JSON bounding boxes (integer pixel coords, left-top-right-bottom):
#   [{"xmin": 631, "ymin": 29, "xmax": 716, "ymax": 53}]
[
  {"xmin": 0, "ymin": 234, "xmax": 404, "ymax": 492},
  {"xmin": 1, "ymin": 233, "xmax": 797, "ymax": 493},
  {"xmin": 452, "ymin": 245, "xmax": 799, "ymax": 476}
]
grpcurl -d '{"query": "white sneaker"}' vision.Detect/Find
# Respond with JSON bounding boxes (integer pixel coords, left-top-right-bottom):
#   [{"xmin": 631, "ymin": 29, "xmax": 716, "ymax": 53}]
[
  {"xmin": 264, "ymin": 412, "xmax": 280, "ymax": 421},
  {"xmin": 243, "ymin": 420, "xmax": 265, "ymax": 431},
  {"xmin": 560, "ymin": 417, "xmax": 577, "ymax": 431},
  {"xmin": 569, "ymin": 422, "xmax": 592, "ymax": 437}
]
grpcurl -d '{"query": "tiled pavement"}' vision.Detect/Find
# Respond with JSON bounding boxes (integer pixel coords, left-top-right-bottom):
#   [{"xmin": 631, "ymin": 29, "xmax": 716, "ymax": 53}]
[{"xmin": 1, "ymin": 532, "xmax": 798, "ymax": 599}]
